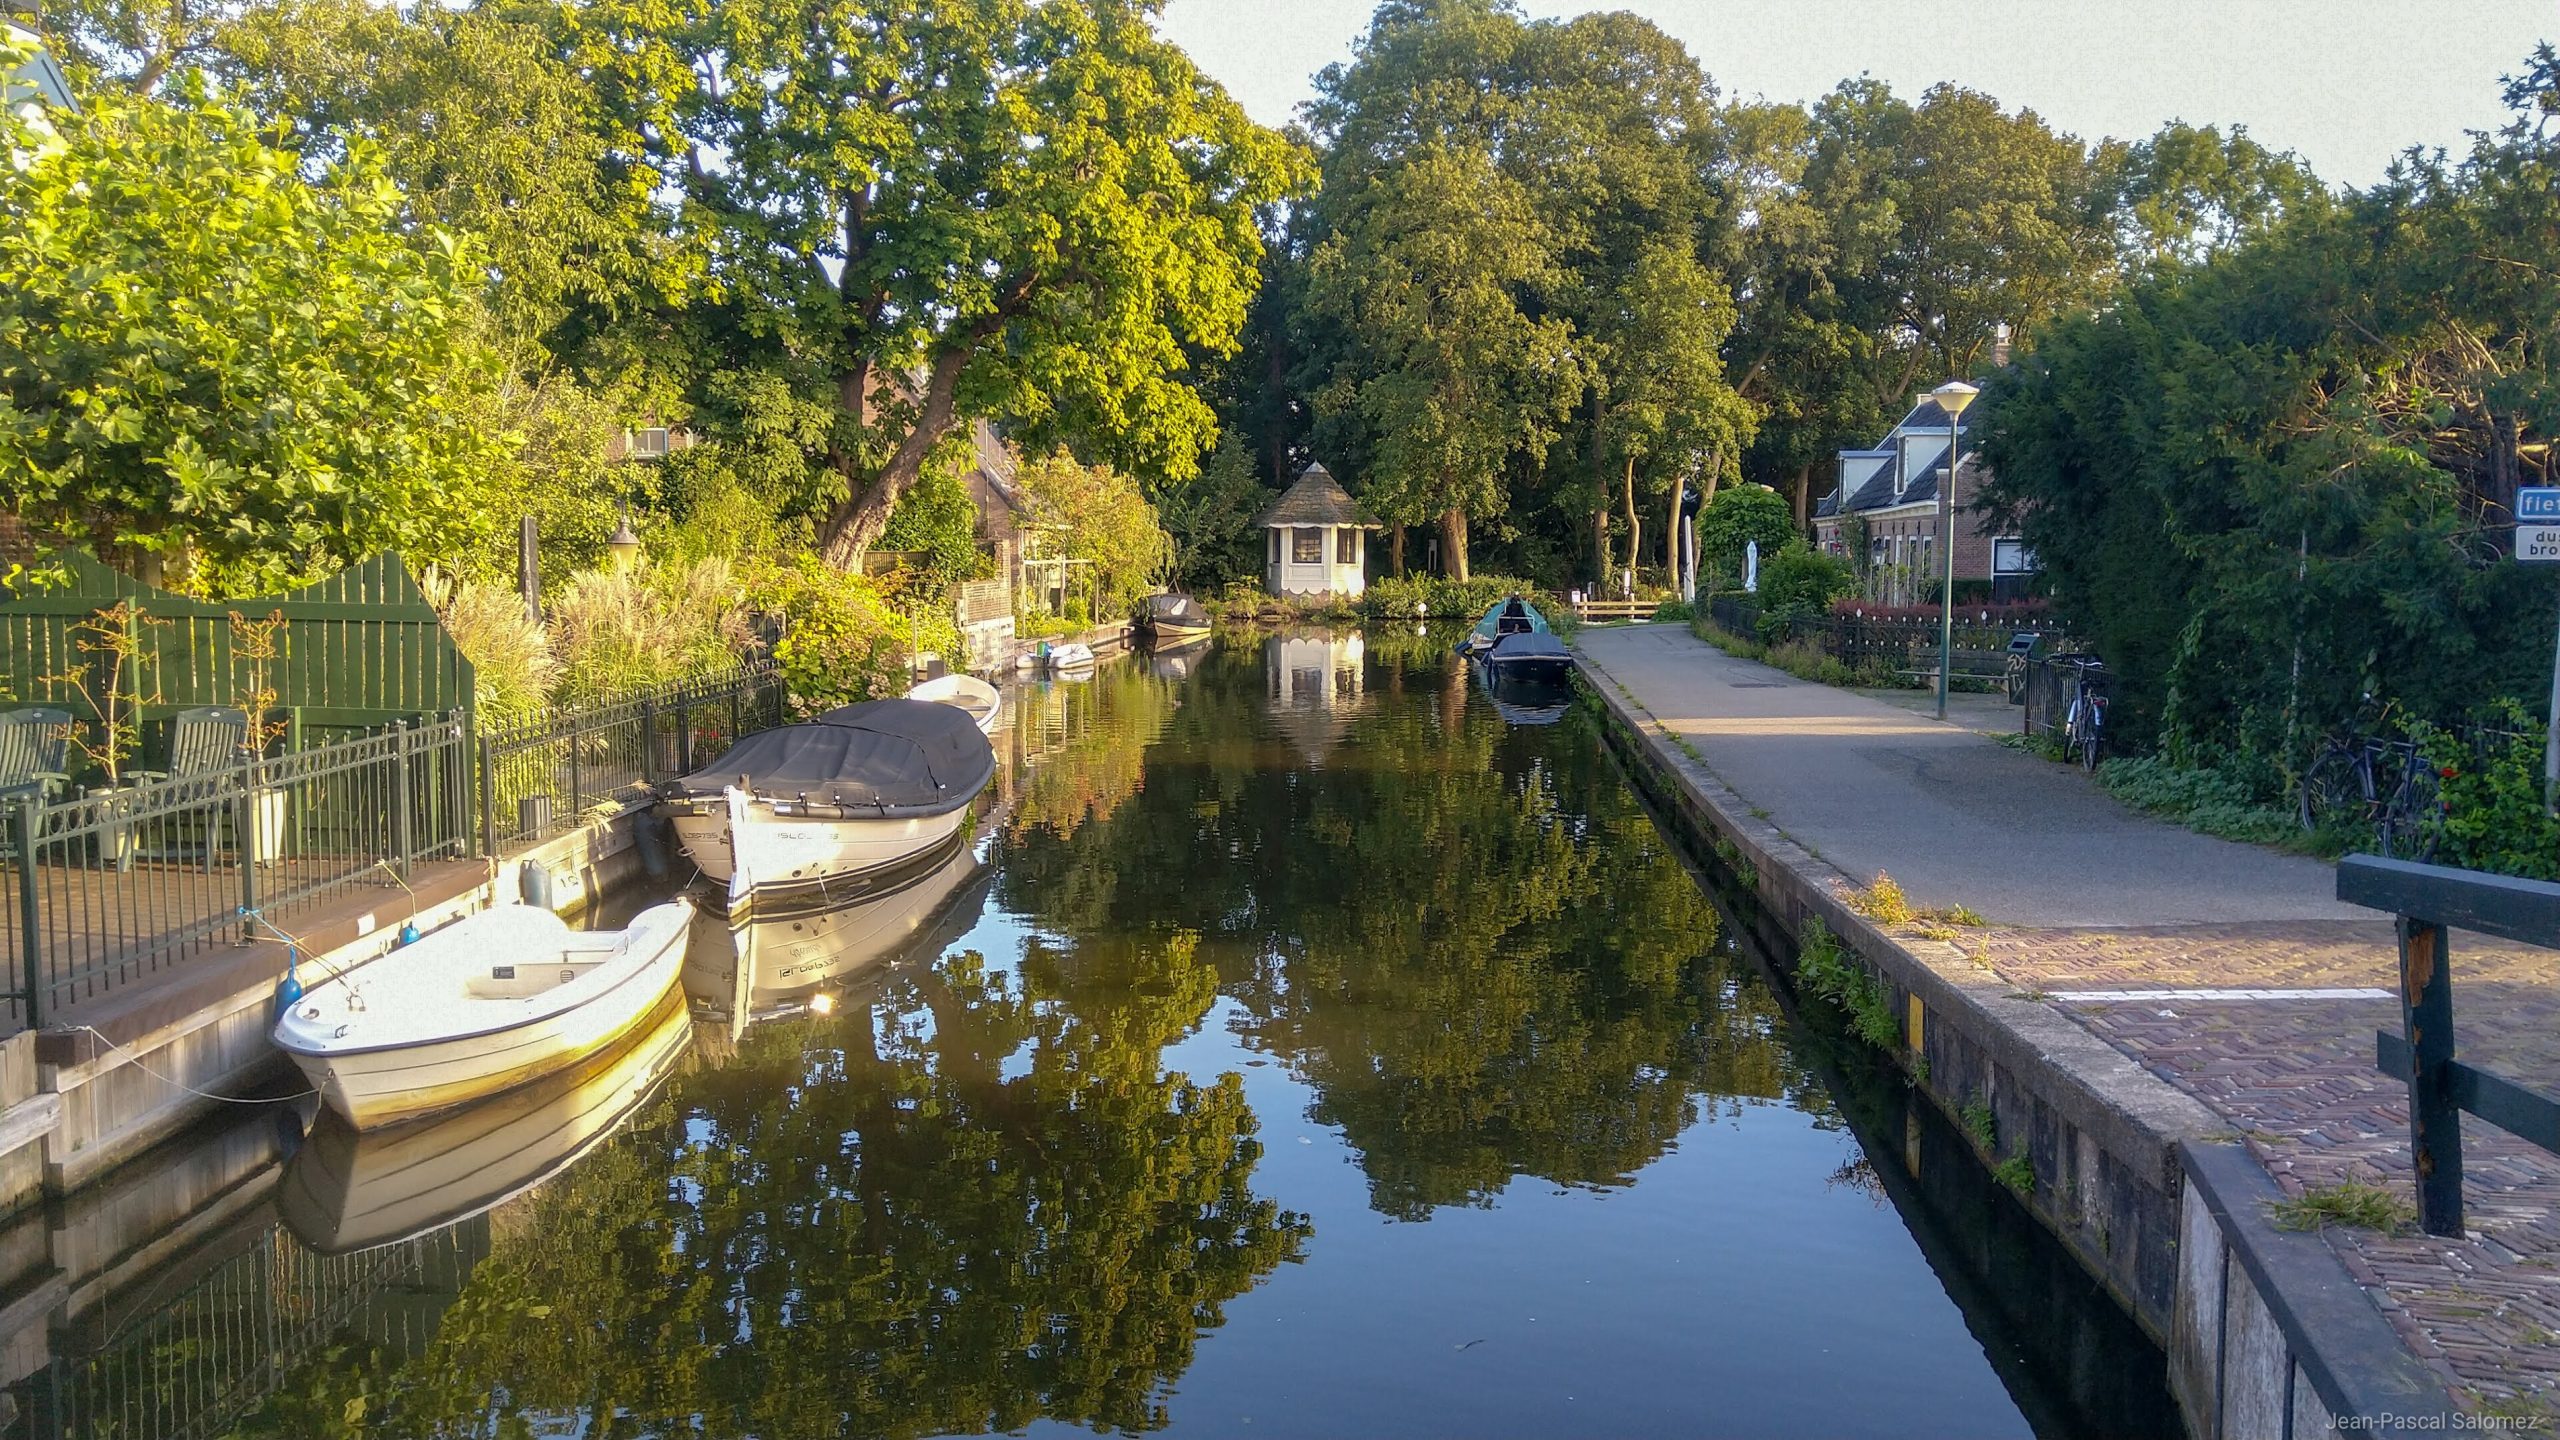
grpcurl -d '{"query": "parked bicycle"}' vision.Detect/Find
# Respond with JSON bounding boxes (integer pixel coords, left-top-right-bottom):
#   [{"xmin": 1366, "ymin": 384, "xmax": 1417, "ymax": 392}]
[
  {"xmin": 2298, "ymin": 730, "xmax": 2442, "ymax": 861},
  {"xmin": 2057, "ymin": 657, "xmax": 2108, "ymax": 773}
]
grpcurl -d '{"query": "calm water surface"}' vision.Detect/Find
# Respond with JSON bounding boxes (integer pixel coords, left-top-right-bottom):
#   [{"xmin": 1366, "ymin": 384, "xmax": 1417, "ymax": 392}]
[{"xmin": 111, "ymin": 629, "xmax": 2180, "ymax": 1438}]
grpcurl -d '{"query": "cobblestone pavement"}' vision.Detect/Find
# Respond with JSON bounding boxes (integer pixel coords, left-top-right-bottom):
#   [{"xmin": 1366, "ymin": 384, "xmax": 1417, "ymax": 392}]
[{"xmin": 1972, "ymin": 920, "xmax": 2560, "ymax": 1412}]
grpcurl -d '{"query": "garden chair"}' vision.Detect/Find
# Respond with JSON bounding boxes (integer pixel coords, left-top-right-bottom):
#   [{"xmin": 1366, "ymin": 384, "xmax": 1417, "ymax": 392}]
[
  {"xmin": 131, "ymin": 707, "xmax": 250, "ymax": 866},
  {"xmin": 0, "ymin": 707, "xmax": 73, "ymax": 807}
]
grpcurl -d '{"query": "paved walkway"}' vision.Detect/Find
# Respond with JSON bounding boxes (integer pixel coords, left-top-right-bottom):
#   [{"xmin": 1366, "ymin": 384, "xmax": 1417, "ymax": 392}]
[{"xmin": 1577, "ymin": 621, "xmax": 2560, "ymax": 1416}]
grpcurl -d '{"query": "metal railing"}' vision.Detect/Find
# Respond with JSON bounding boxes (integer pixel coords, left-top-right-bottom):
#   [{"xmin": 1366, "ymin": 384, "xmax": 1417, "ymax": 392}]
[
  {"xmin": 2338, "ymin": 854, "xmax": 2560, "ymax": 1238},
  {"xmin": 10, "ymin": 1224, "xmax": 474, "ymax": 1440},
  {"xmin": 1706, "ymin": 598, "xmax": 2052, "ymax": 682},
  {"xmin": 2021, "ymin": 655, "xmax": 2107, "ymax": 740},
  {"xmin": 477, "ymin": 660, "xmax": 783, "ymax": 854},
  {"xmin": 2, "ymin": 715, "xmax": 469, "ymax": 1032}
]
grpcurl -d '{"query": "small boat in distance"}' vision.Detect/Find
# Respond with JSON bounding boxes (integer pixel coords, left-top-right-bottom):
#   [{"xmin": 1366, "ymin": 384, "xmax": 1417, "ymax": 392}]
[
  {"xmin": 657, "ymin": 698, "xmax": 996, "ymax": 898},
  {"xmin": 1016, "ymin": 640, "xmax": 1097, "ymax": 673},
  {"xmin": 1481, "ymin": 629, "xmax": 1575, "ymax": 684},
  {"xmin": 1135, "ymin": 593, "xmax": 1213, "ymax": 642},
  {"xmin": 278, "ymin": 990, "xmax": 692, "ymax": 1254},
  {"xmin": 273, "ymin": 896, "xmax": 693, "ymax": 1131},
  {"xmin": 905, "ymin": 673, "xmax": 1003, "ymax": 735},
  {"xmin": 1458, "ymin": 595, "xmax": 1553, "ymax": 658}
]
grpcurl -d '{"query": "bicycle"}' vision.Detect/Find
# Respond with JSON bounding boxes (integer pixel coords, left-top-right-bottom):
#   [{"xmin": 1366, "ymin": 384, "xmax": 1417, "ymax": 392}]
[
  {"xmin": 2298, "ymin": 732, "xmax": 2442, "ymax": 860},
  {"xmin": 2059, "ymin": 659, "xmax": 2108, "ymax": 773}
]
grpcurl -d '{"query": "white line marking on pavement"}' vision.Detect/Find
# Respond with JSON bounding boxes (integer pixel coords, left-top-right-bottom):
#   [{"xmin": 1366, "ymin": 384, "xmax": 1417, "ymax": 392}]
[{"xmin": 2051, "ymin": 986, "xmax": 2394, "ymax": 1003}]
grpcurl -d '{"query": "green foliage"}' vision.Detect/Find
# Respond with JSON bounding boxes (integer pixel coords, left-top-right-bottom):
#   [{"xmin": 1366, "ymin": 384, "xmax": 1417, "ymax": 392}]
[
  {"xmin": 1013, "ymin": 448, "xmax": 1173, "ymax": 620},
  {"xmin": 546, "ymin": 560, "xmax": 752, "ymax": 706},
  {"xmin": 1978, "ymin": 54, "xmax": 2559, "ymax": 765},
  {"xmin": 1649, "ymin": 599, "xmax": 1696, "ymax": 623},
  {"xmin": 0, "ymin": 79, "xmax": 515, "ymax": 597},
  {"xmin": 1155, "ymin": 429, "xmax": 1272, "ymax": 591},
  {"xmin": 744, "ymin": 556, "xmax": 956, "ymax": 717},
  {"xmin": 2413, "ymin": 703, "xmax": 2560, "ymax": 880},
  {"xmin": 2095, "ymin": 756, "xmax": 2303, "ymax": 847},
  {"xmin": 1961, "ymin": 1101, "xmax": 1997, "ymax": 1150},
  {"xmin": 2269, "ymin": 1182, "xmax": 2414, "ymax": 1234},
  {"xmin": 1756, "ymin": 542, "xmax": 1857, "ymax": 628},
  {"xmin": 1359, "ymin": 574, "xmax": 1566, "ymax": 624},
  {"xmin": 1849, "ymin": 874, "xmax": 1913, "ymax": 927},
  {"xmin": 597, "ymin": 0, "xmax": 1311, "ymax": 562},
  {"xmin": 1794, "ymin": 917, "xmax": 1899, "ymax": 1051},
  {"xmin": 878, "ymin": 454, "xmax": 994, "ymax": 586},
  {"xmin": 1694, "ymin": 486, "xmax": 1798, "ymax": 582},
  {"xmin": 1992, "ymin": 1155, "xmax": 2037, "ymax": 1197},
  {"xmin": 418, "ymin": 567, "xmax": 556, "ymax": 728}
]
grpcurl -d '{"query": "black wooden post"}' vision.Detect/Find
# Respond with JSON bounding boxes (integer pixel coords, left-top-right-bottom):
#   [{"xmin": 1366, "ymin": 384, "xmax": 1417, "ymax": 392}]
[
  {"xmin": 477, "ymin": 729, "xmax": 497, "ymax": 860},
  {"xmin": 14, "ymin": 800, "xmax": 44, "ymax": 1031},
  {"xmin": 640, "ymin": 694, "xmax": 658, "ymax": 784},
  {"xmin": 2399, "ymin": 915, "xmax": 2465, "ymax": 1236}
]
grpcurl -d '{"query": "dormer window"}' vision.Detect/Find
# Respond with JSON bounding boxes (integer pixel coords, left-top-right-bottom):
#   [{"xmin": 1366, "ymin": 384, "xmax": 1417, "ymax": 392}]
[{"xmin": 631, "ymin": 427, "xmax": 672, "ymax": 459}]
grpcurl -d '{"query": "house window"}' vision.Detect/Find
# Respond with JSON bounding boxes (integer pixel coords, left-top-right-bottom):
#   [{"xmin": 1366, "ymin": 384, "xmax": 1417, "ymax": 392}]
[
  {"xmin": 1336, "ymin": 528, "xmax": 1358, "ymax": 564},
  {"xmin": 1269, "ymin": 529, "xmax": 1282, "ymax": 563},
  {"xmin": 1294, "ymin": 528, "xmax": 1323, "ymax": 564},
  {"xmin": 1993, "ymin": 538, "xmax": 2037, "ymax": 574},
  {"xmin": 630, "ymin": 427, "xmax": 672, "ymax": 459}
]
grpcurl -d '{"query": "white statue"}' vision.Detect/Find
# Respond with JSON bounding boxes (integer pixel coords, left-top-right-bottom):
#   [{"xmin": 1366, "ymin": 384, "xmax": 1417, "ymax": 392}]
[{"xmin": 1743, "ymin": 538, "xmax": 1760, "ymax": 593}]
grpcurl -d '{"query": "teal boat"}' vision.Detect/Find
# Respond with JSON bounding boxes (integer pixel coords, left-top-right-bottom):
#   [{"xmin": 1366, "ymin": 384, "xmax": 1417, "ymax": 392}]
[{"xmin": 1456, "ymin": 596, "xmax": 1552, "ymax": 657}]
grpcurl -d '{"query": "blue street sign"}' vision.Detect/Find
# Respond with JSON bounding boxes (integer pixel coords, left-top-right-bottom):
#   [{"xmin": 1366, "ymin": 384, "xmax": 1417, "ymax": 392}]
[{"xmin": 2519, "ymin": 488, "xmax": 2560, "ymax": 521}]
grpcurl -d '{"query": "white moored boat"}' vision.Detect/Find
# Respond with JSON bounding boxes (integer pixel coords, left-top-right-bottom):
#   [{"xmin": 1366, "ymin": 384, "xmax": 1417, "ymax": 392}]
[
  {"xmin": 273, "ymin": 897, "xmax": 693, "ymax": 1132},
  {"xmin": 1015, "ymin": 640, "xmax": 1097, "ymax": 673},
  {"xmin": 278, "ymin": 991, "xmax": 693, "ymax": 1254},
  {"xmin": 656, "ymin": 698, "xmax": 996, "ymax": 900},
  {"xmin": 904, "ymin": 673, "xmax": 1004, "ymax": 734}
]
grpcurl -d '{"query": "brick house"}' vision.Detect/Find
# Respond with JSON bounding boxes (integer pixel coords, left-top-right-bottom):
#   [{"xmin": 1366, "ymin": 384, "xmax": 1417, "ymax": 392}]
[{"xmin": 1811, "ymin": 391, "xmax": 2039, "ymax": 604}]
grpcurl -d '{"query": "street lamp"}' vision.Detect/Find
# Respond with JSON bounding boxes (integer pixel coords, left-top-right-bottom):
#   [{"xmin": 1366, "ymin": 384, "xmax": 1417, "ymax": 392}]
[
  {"xmin": 1931, "ymin": 379, "xmax": 1980, "ymax": 720},
  {"xmin": 607, "ymin": 509, "xmax": 643, "ymax": 574}
]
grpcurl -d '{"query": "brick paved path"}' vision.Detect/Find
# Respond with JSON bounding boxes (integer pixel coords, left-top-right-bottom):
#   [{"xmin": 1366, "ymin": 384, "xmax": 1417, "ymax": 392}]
[{"xmin": 1576, "ymin": 624, "xmax": 2560, "ymax": 1416}]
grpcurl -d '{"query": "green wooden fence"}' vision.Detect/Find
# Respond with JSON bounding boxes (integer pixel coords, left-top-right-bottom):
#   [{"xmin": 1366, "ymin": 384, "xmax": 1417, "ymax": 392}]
[{"xmin": 0, "ymin": 552, "xmax": 474, "ymax": 761}]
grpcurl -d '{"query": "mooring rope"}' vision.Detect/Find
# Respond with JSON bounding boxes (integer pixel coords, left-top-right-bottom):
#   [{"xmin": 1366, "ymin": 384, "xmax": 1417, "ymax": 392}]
[{"xmin": 70, "ymin": 1024, "xmax": 317, "ymax": 1104}]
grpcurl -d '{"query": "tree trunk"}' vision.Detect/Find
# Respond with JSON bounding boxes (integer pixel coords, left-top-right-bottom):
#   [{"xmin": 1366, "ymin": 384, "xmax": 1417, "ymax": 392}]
[
  {"xmin": 1591, "ymin": 508, "xmax": 1611, "ymax": 589},
  {"xmin": 1664, "ymin": 468, "xmax": 1683, "ymax": 578},
  {"xmin": 1389, "ymin": 523, "xmax": 1407, "ymax": 577},
  {"xmin": 1622, "ymin": 455, "xmax": 1642, "ymax": 591},
  {"xmin": 1440, "ymin": 508, "xmax": 1470, "ymax": 584},
  {"xmin": 1791, "ymin": 465, "xmax": 1812, "ymax": 531},
  {"xmin": 817, "ymin": 347, "xmax": 970, "ymax": 568}
]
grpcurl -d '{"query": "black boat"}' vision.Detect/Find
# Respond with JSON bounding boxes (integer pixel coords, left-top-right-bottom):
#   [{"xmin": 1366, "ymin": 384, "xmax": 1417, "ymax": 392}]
[
  {"xmin": 1135, "ymin": 593, "xmax": 1213, "ymax": 641},
  {"xmin": 1478, "ymin": 628, "xmax": 1575, "ymax": 684}
]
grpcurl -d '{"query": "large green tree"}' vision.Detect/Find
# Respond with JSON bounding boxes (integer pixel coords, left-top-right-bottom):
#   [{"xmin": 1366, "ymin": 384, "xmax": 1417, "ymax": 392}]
[
  {"xmin": 585, "ymin": 0, "xmax": 1308, "ymax": 569},
  {"xmin": 0, "ymin": 79, "xmax": 514, "ymax": 596}
]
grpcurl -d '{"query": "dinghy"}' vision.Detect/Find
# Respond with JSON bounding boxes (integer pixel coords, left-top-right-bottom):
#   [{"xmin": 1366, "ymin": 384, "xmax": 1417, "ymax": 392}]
[
  {"xmin": 1457, "ymin": 595, "xmax": 1553, "ymax": 657},
  {"xmin": 278, "ymin": 991, "xmax": 692, "ymax": 1254},
  {"xmin": 1014, "ymin": 640, "xmax": 1098, "ymax": 673},
  {"xmin": 273, "ymin": 896, "xmax": 693, "ymax": 1131},
  {"xmin": 1135, "ymin": 593, "xmax": 1213, "ymax": 642},
  {"xmin": 1480, "ymin": 629, "xmax": 1575, "ymax": 684},
  {"xmin": 656, "ymin": 697, "xmax": 995, "ymax": 898},
  {"xmin": 905, "ymin": 673, "xmax": 1003, "ymax": 735}
]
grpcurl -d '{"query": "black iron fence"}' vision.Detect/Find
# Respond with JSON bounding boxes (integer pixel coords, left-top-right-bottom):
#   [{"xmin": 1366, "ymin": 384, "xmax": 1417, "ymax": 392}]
[
  {"xmin": 1705, "ymin": 599, "xmax": 2058, "ymax": 686},
  {"xmin": 2337, "ymin": 854, "xmax": 2560, "ymax": 1237},
  {"xmin": 477, "ymin": 660, "xmax": 782, "ymax": 854},
  {"xmin": 2, "ymin": 715, "xmax": 469, "ymax": 1032}
]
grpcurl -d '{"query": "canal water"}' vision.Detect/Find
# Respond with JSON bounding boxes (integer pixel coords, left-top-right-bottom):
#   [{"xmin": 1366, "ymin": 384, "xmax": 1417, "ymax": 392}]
[{"xmin": 26, "ymin": 628, "xmax": 2184, "ymax": 1439}]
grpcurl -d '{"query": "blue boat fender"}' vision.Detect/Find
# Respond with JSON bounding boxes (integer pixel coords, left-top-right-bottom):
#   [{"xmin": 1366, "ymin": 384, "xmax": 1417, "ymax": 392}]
[{"xmin": 272, "ymin": 945, "xmax": 303, "ymax": 1022}]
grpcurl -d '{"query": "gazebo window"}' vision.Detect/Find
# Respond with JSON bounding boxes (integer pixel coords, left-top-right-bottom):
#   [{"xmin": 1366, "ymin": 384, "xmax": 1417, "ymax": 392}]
[
  {"xmin": 1293, "ymin": 528, "xmax": 1323, "ymax": 564},
  {"xmin": 1336, "ymin": 529, "xmax": 1357, "ymax": 564}
]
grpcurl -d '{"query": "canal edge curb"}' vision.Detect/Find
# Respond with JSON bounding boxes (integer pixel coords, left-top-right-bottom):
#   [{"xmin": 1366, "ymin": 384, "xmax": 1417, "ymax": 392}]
[{"xmin": 1569, "ymin": 637, "xmax": 2464, "ymax": 1440}]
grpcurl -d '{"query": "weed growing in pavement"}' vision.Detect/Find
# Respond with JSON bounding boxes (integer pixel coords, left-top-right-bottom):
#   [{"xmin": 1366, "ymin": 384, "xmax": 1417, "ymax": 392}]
[
  {"xmin": 1921, "ymin": 904, "xmax": 1985, "ymax": 927},
  {"xmin": 1916, "ymin": 924, "xmax": 1959, "ymax": 943},
  {"xmin": 2268, "ymin": 1182, "xmax": 2415, "ymax": 1235},
  {"xmin": 1796, "ymin": 918, "xmax": 1899, "ymax": 1050},
  {"xmin": 1849, "ymin": 873, "xmax": 1914, "ymax": 926}
]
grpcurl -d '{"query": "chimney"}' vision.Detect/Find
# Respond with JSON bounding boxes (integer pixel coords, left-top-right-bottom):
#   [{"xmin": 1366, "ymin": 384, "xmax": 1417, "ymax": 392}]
[{"xmin": 1990, "ymin": 321, "xmax": 2013, "ymax": 369}]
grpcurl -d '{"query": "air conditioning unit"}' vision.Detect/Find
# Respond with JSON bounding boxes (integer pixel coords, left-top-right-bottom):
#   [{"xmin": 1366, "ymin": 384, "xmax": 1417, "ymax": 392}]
[{"xmin": 630, "ymin": 427, "xmax": 672, "ymax": 459}]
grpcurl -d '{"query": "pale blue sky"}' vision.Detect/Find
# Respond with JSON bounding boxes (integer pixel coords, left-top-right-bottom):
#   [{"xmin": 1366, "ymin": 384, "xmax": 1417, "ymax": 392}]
[{"xmin": 1159, "ymin": 0, "xmax": 2558, "ymax": 188}]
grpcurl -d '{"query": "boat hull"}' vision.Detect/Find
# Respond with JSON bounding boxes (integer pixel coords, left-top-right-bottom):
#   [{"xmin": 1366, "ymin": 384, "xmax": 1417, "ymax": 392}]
[
  {"xmin": 688, "ymin": 828, "xmax": 987, "ymax": 1014},
  {"xmin": 1482, "ymin": 653, "xmax": 1575, "ymax": 685},
  {"xmin": 280, "ymin": 908, "xmax": 689, "ymax": 1132},
  {"xmin": 279, "ymin": 992, "xmax": 693, "ymax": 1254},
  {"xmin": 671, "ymin": 800, "xmax": 972, "ymax": 893}
]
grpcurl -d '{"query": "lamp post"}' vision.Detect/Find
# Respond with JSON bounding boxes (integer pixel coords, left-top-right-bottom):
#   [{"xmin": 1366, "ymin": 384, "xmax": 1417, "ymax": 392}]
[
  {"xmin": 1931, "ymin": 379, "xmax": 1980, "ymax": 720},
  {"xmin": 607, "ymin": 509, "xmax": 642, "ymax": 574}
]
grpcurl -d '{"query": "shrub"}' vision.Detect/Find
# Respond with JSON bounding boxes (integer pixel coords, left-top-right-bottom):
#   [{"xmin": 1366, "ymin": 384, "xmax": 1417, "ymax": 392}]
[
  {"xmin": 745, "ymin": 556, "xmax": 952, "ymax": 717},
  {"xmin": 2096, "ymin": 756, "xmax": 2299, "ymax": 847},
  {"xmin": 1795, "ymin": 917, "xmax": 1900, "ymax": 1051},
  {"xmin": 1013, "ymin": 448, "xmax": 1173, "ymax": 618},
  {"xmin": 419, "ymin": 567, "xmax": 556, "ymax": 727},
  {"xmin": 1758, "ymin": 542, "xmax": 1857, "ymax": 627},
  {"xmin": 548, "ymin": 559, "xmax": 752, "ymax": 706},
  {"xmin": 1650, "ymin": 599, "xmax": 1696, "ymax": 623},
  {"xmin": 1695, "ymin": 486, "xmax": 1797, "ymax": 581},
  {"xmin": 1849, "ymin": 873, "xmax": 1913, "ymax": 926},
  {"xmin": 2413, "ymin": 702, "xmax": 2560, "ymax": 880}
]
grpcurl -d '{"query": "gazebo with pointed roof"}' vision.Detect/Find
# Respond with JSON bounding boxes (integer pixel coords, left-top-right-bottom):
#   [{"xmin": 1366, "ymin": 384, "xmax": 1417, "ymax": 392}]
[{"xmin": 1257, "ymin": 463, "xmax": 1381, "ymax": 598}]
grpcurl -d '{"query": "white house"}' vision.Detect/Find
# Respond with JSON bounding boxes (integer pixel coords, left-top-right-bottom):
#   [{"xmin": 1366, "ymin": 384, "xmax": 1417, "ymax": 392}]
[
  {"xmin": 1257, "ymin": 463, "xmax": 1380, "ymax": 599},
  {"xmin": 4, "ymin": 4, "xmax": 73, "ymax": 124}
]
